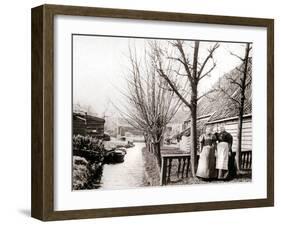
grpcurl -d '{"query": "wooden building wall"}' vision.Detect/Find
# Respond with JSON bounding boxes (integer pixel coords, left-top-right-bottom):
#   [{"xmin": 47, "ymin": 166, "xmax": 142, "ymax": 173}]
[
  {"xmin": 73, "ymin": 117, "xmax": 86, "ymax": 136},
  {"xmin": 179, "ymin": 117, "xmax": 252, "ymax": 153},
  {"xmin": 73, "ymin": 114, "xmax": 105, "ymax": 137},
  {"xmin": 86, "ymin": 121, "xmax": 105, "ymax": 137},
  {"xmin": 213, "ymin": 117, "xmax": 252, "ymax": 152}
]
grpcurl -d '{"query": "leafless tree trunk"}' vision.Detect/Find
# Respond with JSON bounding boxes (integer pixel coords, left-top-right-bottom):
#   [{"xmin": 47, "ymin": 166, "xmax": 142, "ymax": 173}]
[
  {"xmin": 235, "ymin": 43, "xmax": 251, "ymax": 171},
  {"xmin": 218, "ymin": 43, "xmax": 252, "ymax": 172},
  {"xmin": 152, "ymin": 40, "xmax": 219, "ymax": 177}
]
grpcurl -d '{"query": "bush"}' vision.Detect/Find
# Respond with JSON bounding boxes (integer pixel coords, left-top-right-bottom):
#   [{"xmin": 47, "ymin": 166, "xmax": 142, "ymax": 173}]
[
  {"xmin": 73, "ymin": 134, "xmax": 103, "ymax": 152},
  {"xmin": 72, "ymin": 135, "xmax": 106, "ymax": 189},
  {"xmin": 72, "ymin": 156, "xmax": 90, "ymax": 190},
  {"xmin": 73, "ymin": 135, "xmax": 104, "ymax": 162}
]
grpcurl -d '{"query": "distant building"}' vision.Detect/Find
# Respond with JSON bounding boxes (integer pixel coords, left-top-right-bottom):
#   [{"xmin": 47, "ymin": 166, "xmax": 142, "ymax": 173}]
[
  {"xmin": 115, "ymin": 117, "xmax": 143, "ymax": 137},
  {"xmin": 164, "ymin": 123, "xmax": 183, "ymax": 142},
  {"xmin": 73, "ymin": 112, "xmax": 105, "ymax": 138}
]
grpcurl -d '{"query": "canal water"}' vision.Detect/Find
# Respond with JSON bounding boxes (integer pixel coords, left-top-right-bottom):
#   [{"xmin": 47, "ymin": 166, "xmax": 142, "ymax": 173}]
[{"xmin": 99, "ymin": 142, "xmax": 147, "ymax": 189}]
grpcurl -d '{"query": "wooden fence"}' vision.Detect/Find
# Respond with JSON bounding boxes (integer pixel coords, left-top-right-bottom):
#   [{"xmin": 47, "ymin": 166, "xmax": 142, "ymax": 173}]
[
  {"xmin": 160, "ymin": 153, "xmax": 191, "ymax": 185},
  {"xmin": 241, "ymin": 150, "xmax": 252, "ymax": 170},
  {"xmin": 160, "ymin": 150, "xmax": 252, "ymax": 185}
]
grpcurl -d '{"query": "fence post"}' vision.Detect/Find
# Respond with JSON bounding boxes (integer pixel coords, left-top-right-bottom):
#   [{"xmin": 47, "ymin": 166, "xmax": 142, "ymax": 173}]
[{"xmin": 160, "ymin": 157, "xmax": 167, "ymax": 185}]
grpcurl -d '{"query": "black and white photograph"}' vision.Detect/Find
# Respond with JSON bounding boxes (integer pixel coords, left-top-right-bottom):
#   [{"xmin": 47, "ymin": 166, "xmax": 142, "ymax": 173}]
[{"xmin": 72, "ymin": 35, "xmax": 252, "ymax": 190}]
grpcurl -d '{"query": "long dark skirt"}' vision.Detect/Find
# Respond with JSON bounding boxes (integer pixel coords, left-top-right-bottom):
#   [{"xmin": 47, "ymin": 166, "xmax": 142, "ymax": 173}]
[
  {"xmin": 217, "ymin": 152, "xmax": 237, "ymax": 180},
  {"xmin": 196, "ymin": 146, "xmax": 216, "ymax": 179}
]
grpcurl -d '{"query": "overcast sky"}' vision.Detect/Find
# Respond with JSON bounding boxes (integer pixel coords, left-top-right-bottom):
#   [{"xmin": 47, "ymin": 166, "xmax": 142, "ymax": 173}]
[{"xmin": 73, "ymin": 35, "xmax": 249, "ymax": 118}]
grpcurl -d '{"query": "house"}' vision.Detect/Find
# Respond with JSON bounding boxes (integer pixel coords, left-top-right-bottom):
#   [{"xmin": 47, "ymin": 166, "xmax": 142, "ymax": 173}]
[
  {"xmin": 73, "ymin": 112, "xmax": 105, "ymax": 138},
  {"xmin": 181, "ymin": 62, "xmax": 252, "ymax": 153},
  {"xmin": 165, "ymin": 122, "xmax": 184, "ymax": 137},
  {"xmin": 115, "ymin": 117, "xmax": 143, "ymax": 137}
]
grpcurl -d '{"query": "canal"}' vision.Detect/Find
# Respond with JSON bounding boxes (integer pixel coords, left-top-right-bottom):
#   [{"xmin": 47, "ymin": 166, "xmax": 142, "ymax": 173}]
[{"xmin": 99, "ymin": 142, "xmax": 147, "ymax": 189}]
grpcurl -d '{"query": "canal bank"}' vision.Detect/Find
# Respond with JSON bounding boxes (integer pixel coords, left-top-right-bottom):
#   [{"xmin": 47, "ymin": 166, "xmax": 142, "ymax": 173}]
[{"xmin": 141, "ymin": 147, "xmax": 161, "ymax": 186}]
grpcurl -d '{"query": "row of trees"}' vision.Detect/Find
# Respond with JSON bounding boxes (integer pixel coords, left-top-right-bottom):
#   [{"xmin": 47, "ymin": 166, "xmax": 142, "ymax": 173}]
[{"xmin": 122, "ymin": 40, "xmax": 252, "ymax": 176}]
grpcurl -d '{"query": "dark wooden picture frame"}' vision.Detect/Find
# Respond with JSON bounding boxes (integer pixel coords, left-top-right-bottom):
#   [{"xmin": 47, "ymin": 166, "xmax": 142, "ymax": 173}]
[{"xmin": 31, "ymin": 4, "xmax": 274, "ymax": 221}]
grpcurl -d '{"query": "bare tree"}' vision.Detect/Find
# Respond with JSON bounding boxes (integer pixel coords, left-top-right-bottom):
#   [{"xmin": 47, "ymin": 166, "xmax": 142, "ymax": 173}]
[
  {"xmin": 218, "ymin": 43, "xmax": 252, "ymax": 172},
  {"xmin": 119, "ymin": 44, "xmax": 182, "ymax": 168},
  {"xmin": 152, "ymin": 40, "xmax": 220, "ymax": 177}
]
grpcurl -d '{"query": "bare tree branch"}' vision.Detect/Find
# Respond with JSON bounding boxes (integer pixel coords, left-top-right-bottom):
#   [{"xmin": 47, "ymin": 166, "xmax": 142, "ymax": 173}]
[
  {"xmin": 172, "ymin": 40, "xmax": 193, "ymax": 81},
  {"xmin": 157, "ymin": 68, "xmax": 192, "ymax": 108},
  {"xmin": 227, "ymin": 77, "xmax": 243, "ymax": 89},
  {"xmin": 229, "ymin": 51, "xmax": 244, "ymax": 62},
  {"xmin": 197, "ymin": 42, "xmax": 220, "ymax": 79},
  {"xmin": 197, "ymin": 88, "xmax": 218, "ymax": 101},
  {"xmin": 198, "ymin": 60, "xmax": 217, "ymax": 81}
]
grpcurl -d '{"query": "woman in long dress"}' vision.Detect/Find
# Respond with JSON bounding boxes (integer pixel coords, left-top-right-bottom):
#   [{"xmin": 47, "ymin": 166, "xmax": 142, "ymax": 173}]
[
  {"xmin": 196, "ymin": 127, "xmax": 217, "ymax": 180},
  {"xmin": 216, "ymin": 126, "xmax": 233, "ymax": 180}
]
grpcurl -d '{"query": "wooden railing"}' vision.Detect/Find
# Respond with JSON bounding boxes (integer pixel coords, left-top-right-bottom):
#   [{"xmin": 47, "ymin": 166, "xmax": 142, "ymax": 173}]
[
  {"xmin": 160, "ymin": 153, "xmax": 190, "ymax": 185},
  {"xmin": 241, "ymin": 150, "xmax": 252, "ymax": 170}
]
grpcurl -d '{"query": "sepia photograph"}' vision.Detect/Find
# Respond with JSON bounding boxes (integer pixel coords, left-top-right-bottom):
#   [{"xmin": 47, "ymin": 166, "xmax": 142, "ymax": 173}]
[
  {"xmin": 30, "ymin": 4, "xmax": 274, "ymax": 220},
  {"xmin": 72, "ymin": 35, "xmax": 252, "ymax": 191}
]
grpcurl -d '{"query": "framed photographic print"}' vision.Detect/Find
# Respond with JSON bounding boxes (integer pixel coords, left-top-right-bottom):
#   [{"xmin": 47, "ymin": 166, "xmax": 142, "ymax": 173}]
[{"xmin": 31, "ymin": 4, "xmax": 274, "ymax": 221}]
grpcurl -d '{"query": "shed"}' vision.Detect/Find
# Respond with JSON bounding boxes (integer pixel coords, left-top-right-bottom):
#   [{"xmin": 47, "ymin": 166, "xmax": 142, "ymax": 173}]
[{"xmin": 73, "ymin": 112, "xmax": 105, "ymax": 138}]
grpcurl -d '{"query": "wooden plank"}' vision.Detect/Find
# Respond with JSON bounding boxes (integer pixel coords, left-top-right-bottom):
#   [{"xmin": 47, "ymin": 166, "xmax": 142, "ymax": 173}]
[
  {"xmin": 242, "ymin": 147, "xmax": 252, "ymax": 151},
  {"xmin": 242, "ymin": 133, "xmax": 253, "ymax": 137},
  {"xmin": 177, "ymin": 158, "xmax": 182, "ymax": 178},
  {"xmin": 160, "ymin": 158, "xmax": 168, "ymax": 185},
  {"xmin": 182, "ymin": 158, "xmax": 186, "ymax": 178},
  {"xmin": 167, "ymin": 159, "xmax": 173, "ymax": 183},
  {"xmin": 241, "ymin": 141, "xmax": 252, "ymax": 146},
  {"xmin": 186, "ymin": 157, "xmax": 190, "ymax": 177},
  {"xmin": 241, "ymin": 138, "xmax": 252, "ymax": 142}
]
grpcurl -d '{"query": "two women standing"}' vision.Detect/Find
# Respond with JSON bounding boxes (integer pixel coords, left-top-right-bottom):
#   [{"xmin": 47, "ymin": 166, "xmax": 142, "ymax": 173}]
[{"xmin": 196, "ymin": 126, "xmax": 234, "ymax": 180}]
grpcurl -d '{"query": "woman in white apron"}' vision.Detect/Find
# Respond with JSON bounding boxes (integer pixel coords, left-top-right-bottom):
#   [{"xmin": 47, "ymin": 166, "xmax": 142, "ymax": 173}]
[
  {"xmin": 196, "ymin": 127, "xmax": 217, "ymax": 180},
  {"xmin": 216, "ymin": 126, "xmax": 233, "ymax": 180}
]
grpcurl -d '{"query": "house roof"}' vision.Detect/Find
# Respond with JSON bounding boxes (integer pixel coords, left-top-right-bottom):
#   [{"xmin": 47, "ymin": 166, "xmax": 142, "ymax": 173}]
[
  {"xmin": 186, "ymin": 60, "xmax": 252, "ymax": 123},
  {"xmin": 73, "ymin": 112, "xmax": 105, "ymax": 123},
  {"xmin": 86, "ymin": 114, "xmax": 105, "ymax": 123}
]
